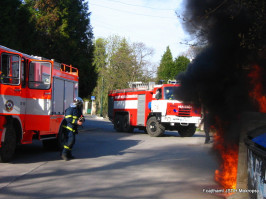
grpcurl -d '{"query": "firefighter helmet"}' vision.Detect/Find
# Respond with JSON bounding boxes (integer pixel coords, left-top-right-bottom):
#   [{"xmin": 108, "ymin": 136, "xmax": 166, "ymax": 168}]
[{"xmin": 73, "ymin": 97, "xmax": 84, "ymax": 106}]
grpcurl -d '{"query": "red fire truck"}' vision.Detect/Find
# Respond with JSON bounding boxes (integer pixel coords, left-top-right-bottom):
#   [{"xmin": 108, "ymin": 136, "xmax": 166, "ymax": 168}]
[
  {"xmin": 108, "ymin": 81, "xmax": 201, "ymax": 137},
  {"xmin": 0, "ymin": 45, "xmax": 79, "ymax": 162}
]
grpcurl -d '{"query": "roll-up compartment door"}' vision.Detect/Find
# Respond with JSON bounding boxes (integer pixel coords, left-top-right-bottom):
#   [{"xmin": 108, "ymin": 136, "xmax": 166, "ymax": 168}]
[
  {"xmin": 52, "ymin": 78, "xmax": 64, "ymax": 115},
  {"xmin": 137, "ymin": 94, "xmax": 146, "ymax": 125}
]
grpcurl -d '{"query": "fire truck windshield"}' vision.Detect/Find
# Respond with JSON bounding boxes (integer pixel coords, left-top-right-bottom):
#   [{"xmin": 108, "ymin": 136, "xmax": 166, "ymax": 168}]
[{"xmin": 164, "ymin": 87, "xmax": 177, "ymax": 100}]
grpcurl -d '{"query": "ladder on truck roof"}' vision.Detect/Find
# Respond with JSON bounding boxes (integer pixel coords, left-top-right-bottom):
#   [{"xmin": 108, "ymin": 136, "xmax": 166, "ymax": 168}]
[
  {"xmin": 128, "ymin": 82, "xmax": 155, "ymax": 90},
  {"xmin": 167, "ymin": 80, "xmax": 179, "ymax": 84}
]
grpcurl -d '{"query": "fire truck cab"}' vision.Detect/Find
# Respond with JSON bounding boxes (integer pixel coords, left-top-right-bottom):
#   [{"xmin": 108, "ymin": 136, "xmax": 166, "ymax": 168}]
[
  {"xmin": 0, "ymin": 45, "xmax": 79, "ymax": 162},
  {"xmin": 108, "ymin": 81, "xmax": 201, "ymax": 137}
]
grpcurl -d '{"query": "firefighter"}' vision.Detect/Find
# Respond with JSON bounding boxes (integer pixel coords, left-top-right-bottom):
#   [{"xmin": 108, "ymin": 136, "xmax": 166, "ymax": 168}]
[
  {"xmin": 0, "ymin": 71, "xmax": 5, "ymax": 83},
  {"xmin": 201, "ymin": 108, "xmax": 212, "ymax": 144},
  {"xmin": 61, "ymin": 97, "xmax": 84, "ymax": 161},
  {"xmin": 165, "ymin": 89, "xmax": 174, "ymax": 100}
]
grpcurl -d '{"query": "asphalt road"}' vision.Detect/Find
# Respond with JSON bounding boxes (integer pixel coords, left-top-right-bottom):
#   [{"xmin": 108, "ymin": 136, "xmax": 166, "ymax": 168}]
[{"xmin": 0, "ymin": 116, "xmax": 222, "ymax": 199}]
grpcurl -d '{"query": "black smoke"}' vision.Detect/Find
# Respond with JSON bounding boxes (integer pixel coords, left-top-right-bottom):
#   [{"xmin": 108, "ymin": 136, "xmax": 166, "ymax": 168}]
[{"xmin": 175, "ymin": 0, "xmax": 266, "ymax": 142}]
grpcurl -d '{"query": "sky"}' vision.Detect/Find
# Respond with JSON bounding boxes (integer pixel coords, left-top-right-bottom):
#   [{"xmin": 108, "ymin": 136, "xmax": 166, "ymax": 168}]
[{"xmin": 88, "ymin": 0, "xmax": 190, "ymax": 64}]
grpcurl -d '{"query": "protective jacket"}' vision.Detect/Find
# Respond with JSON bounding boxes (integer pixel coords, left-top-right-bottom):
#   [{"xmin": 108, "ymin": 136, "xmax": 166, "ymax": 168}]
[{"xmin": 64, "ymin": 104, "xmax": 82, "ymax": 134}]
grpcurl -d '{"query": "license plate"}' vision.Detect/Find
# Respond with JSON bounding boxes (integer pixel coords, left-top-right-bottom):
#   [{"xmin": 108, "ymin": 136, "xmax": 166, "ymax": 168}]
[{"xmin": 178, "ymin": 117, "xmax": 188, "ymax": 122}]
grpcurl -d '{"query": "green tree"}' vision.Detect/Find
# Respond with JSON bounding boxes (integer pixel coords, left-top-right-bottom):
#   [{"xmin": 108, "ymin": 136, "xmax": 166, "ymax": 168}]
[
  {"xmin": 23, "ymin": 0, "xmax": 96, "ymax": 97},
  {"xmin": 109, "ymin": 37, "xmax": 136, "ymax": 89},
  {"xmin": 92, "ymin": 38, "xmax": 108, "ymax": 116},
  {"xmin": 0, "ymin": 0, "xmax": 35, "ymax": 52},
  {"xmin": 94, "ymin": 38, "xmax": 107, "ymax": 73},
  {"xmin": 157, "ymin": 46, "xmax": 174, "ymax": 82},
  {"xmin": 173, "ymin": 56, "xmax": 190, "ymax": 79},
  {"xmin": 92, "ymin": 35, "xmax": 154, "ymax": 116},
  {"xmin": 0, "ymin": 0, "xmax": 20, "ymax": 48}
]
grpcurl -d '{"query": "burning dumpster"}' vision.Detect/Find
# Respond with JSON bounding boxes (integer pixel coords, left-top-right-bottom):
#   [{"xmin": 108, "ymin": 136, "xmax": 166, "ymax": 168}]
[{"xmin": 245, "ymin": 126, "xmax": 266, "ymax": 199}]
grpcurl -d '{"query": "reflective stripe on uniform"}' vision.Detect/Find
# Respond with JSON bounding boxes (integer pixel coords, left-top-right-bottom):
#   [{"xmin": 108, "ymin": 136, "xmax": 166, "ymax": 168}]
[
  {"xmin": 64, "ymin": 145, "xmax": 71, "ymax": 150},
  {"xmin": 62, "ymin": 125, "xmax": 76, "ymax": 132},
  {"xmin": 66, "ymin": 115, "xmax": 78, "ymax": 124},
  {"xmin": 65, "ymin": 115, "xmax": 78, "ymax": 119}
]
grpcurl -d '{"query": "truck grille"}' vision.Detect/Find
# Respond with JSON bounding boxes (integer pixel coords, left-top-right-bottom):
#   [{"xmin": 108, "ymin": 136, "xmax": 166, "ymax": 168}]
[{"xmin": 178, "ymin": 108, "xmax": 191, "ymax": 116}]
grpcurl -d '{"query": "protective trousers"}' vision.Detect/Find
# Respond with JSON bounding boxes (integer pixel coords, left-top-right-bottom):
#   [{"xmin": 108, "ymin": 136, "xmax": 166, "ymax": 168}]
[{"xmin": 62, "ymin": 130, "xmax": 76, "ymax": 157}]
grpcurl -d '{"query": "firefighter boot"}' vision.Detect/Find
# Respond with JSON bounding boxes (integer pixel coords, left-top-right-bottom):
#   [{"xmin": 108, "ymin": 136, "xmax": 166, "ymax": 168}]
[
  {"xmin": 61, "ymin": 148, "xmax": 70, "ymax": 161},
  {"xmin": 204, "ymin": 136, "xmax": 211, "ymax": 144},
  {"xmin": 67, "ymin": 151, "xmax": 75, "ymax": 159},
  {"xmin": 61, "ymin": 153, "xmax": 69, "ymax": 161}
]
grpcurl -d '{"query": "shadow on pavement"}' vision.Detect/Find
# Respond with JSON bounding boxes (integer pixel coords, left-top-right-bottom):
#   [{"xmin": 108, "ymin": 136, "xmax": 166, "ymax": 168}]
[{"xmin": 0, "ymin": 117, "xmax": 220, "ymax": 199}]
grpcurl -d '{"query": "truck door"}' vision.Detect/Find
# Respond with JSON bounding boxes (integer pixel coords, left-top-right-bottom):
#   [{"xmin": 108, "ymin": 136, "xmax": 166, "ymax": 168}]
[
  {"xmin": 24, "ymin": 61, "xmax": 52, "ymax": 131},
  {"xmin": 0, "ymin": 53, "xmax": 24, "ymax": 115}
]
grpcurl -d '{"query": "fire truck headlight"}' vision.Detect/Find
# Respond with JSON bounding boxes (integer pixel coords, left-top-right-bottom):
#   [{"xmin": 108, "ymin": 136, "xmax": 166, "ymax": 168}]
[{"xmin": 166, "ymin": 117, "xmax": 171, "ymax": 122}]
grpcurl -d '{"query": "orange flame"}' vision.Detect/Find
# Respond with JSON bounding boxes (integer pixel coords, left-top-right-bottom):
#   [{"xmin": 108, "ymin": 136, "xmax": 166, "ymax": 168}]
[
  {"xmin": 248, "ymin": 65, "xmax": 266, "ymax": 112},
  {"xmin": 213, "ymin": 119, "xmax": 239, "ymax": 190}
]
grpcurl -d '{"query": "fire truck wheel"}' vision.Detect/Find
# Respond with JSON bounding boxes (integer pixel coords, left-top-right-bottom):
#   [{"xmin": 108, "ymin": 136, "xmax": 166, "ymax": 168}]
[
  {"xmin": 178, "ymin": 124, "xmax": 196, "ymax": 137},
  {"xmin": 114, "ymin": 115, "xmax": 123, "ymax": 132},
  {"xmin": 146, "ymin": 116, "xmax": 165, "ymax": 137},
  {"xmin": 0, "ymin": 123, "xmax": 17, "ymax": 162},
  {"xmin": 122, "ymin": 115, "xmax": 134, "ymax": 133}
]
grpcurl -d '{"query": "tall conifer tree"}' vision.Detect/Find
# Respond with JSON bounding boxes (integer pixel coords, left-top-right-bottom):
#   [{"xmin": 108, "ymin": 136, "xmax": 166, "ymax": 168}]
[{"xmin": 157, "ymin": 46, "xmax": 174, "ymax": 82}]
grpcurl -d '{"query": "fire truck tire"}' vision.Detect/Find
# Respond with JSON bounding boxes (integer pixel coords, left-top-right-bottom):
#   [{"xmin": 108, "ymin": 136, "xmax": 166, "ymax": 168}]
[
  {"xmin": 0, "ymin": 123, "xmax": 17, "ymax": 163},
  {"xmin": 178, "ymin": 124, "xmax": 196, "ymax": 137},
  {"xmin": 146, "ymin": 116, "xmax": 165, "ymax": 137},
  {"xmin": 114, "ymin": 115, "xmax": 123, "ymax": 132},
  {"xmin": 122, "ymin": 115, "xmax": 134, "ymax": 133}
]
